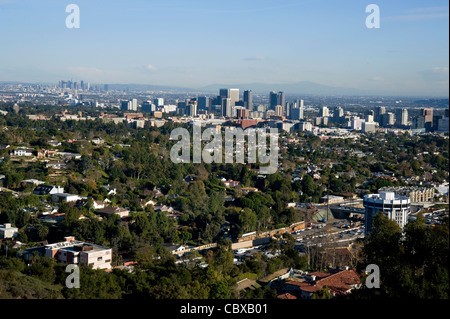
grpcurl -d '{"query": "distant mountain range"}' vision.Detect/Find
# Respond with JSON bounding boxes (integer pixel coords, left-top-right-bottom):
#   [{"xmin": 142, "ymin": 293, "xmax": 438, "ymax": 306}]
[
  {"xmin": 106, "ymin": 81, "xmax": 406, "ymax": 96},
  {"xmin": 1, "ymin": 80, "xmax": 447, "ymax": 98}
]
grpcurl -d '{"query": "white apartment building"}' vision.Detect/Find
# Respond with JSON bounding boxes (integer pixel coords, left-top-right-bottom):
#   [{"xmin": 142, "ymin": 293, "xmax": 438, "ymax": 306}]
[{"xmin": 363, "ymin": 192, "xmax": 411, "ymax": 235}]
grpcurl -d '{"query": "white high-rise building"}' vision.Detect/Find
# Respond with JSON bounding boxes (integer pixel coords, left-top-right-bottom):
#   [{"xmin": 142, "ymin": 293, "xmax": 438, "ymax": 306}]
[
  {"xmin": 299, "ymin": 100, "xmax": 304, "ymax": 119},
  {"xmin": 363, "ymin": 192, "xmax": 411, "ymax": 235},
  {"xmin": 320, "ymin": 106, "xmax": 329, "ymax": 117},
  {"xmin": 229, "ymin": 89, "xmax": 239, "ymax": 107},
  {"xmin": 153, "ymin": 98, "xmax": 164, "ymax": 107},
  {"xmin": 401, "ymin": 108, "xmax": 408, "ymax": 126}
]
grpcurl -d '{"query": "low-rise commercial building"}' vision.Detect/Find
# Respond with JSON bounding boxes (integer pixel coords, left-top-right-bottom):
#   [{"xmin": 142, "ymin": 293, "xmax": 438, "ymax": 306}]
[{"xmin": 378, "ymin": 186, "xmax": 435, "ymax": 202}]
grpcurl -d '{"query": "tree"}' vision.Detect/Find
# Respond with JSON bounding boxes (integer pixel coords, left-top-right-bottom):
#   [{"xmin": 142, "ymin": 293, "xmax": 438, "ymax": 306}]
[
  {"xmin": 209, "ymin": 279, "xmax": 231, "ymax": 299},
  {"xmin": 312, "ymin": 286, "xmax": 332, "ymax": 299},
  {"xmin": 238, "ymin": 208, "xmax": 257, "ymax": 234},
  {"xmin": 302, "ymin": 175, "xmax": 316, "ymax": 196}
]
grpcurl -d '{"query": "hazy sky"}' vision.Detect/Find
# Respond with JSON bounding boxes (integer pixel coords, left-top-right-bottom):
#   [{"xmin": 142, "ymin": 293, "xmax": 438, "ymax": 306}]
[{"xmin": 0, "ymin": 0, "xmax": 448, "ymax": 96}]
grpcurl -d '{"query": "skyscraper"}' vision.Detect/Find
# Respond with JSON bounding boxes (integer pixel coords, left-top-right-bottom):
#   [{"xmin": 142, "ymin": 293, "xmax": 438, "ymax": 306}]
[
  {"xmin": 401, "ymin": 108, "xmax": 408, "ymax": 126},
  {"xmin": 219, "ymin": 88, "xmax": 230, "ymax": 100},
  {"xmin": 189, "ymin": 104, "xmax": 197, "ymax": 117},
  {"xmin": 382, "ymin": 112, "xmax": 395, "ymax": 126},
  {"xmin": 153, "ymin": 98, "xmax": 164, "ymax": 107},
  {"xmin": 269, "ymin": 91, "xmax": 285, "ymax": 110},
  {"xmin": 275, "ymin": 105, "xmax": 284, "ymax": 117},
  {"xmin": 198, "ymin": 96, "xmax": 211, "ymax": 111},
  {"xmin": 375, "ymin": 106, "xmax": 386, "ymax": 124},
  {"xmin": 299, "ymin": 100, "xmax": 304, "ymax": 120},
  {"xmin": 221, "ymin": 98, "xmax": 232, "ymax": 117},
  {"xmin": 142, "ymin": 101, "xmax": 155, "ymax": 112},
  {"xmin": 320, "ymin": 106, "xmax": 329, "ymax": 117},
  {"xmin": 243, "ymin": 90, "xmax": 253, "ymax": 110},
  {"xmin": 422, "ymin": 108, "xmax": 433, "ymax": 131},
  {"xmin": 121, "ymin": 99, "xmax": 138, "ymax": 111},
  {"xmin": 229, "ymin": 89, "xmax": 239, "ymax": 107}
]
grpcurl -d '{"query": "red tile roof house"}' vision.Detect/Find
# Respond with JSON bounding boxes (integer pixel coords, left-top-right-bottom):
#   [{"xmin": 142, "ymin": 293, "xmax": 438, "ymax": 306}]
[
  {"xmin": 277, "ymin": 293, "xmax": 298, "ymax": 299},
  {"xmin": 284, "ymin": 269, "xmax": 361, "ymax": 299}
]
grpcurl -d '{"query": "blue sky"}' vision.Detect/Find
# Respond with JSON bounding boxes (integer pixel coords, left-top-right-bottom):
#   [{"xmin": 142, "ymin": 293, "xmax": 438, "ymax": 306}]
[{"xmin": 0, "ymin": 0, "xmax": 448, "ymax": 96}]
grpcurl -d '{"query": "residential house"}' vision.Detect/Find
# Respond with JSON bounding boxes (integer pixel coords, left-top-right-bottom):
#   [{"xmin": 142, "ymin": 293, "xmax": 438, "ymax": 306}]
[
  {"xmin": 153, "ymin": 205, "xmax": 173, "ymax": 213},
  {"xmin": 12, "ymin": 147, "xmax": 33, "ymax": 157},
  {"xmin": 52, "ymin": 193, "xmax": 80, "ymax": 203},
  {"xmin": 33, "ymin": 184, "xmax": 64, "ymax": 195},
  {"xmin": 223, "ymin": 179, "xmax": 240, "ymax": 188},
  {"xmin": 37, "ymin": 149, "xmax": 58, "ymax": 159},
  {"xmin": 93, "ymin": 200, "xmax": 106, "ymax": 210},
  {"xmin": 94, "ymin": 206, "xmax": 130, "ymax": 218},
  {"xmin": 46, "ymin": 161, "xmax": 67, "ymax": 170},
  {"xmin": 0, "ymin": 223, "xmax": 18, "ymax": 239},
  {"xmin": 283, "ymin": 269, "xmax": 361, "ymax": 298},
  {"xmin": 241, "ymin": 187, "xmax": 259, "ymax": 194},
  {"xmin": 21, "ymin": 236, "xmax": 112, "ymax": 269},
  {"xmin": 21, "ymin": 179, "xmax": 46, "ymax": 186}
]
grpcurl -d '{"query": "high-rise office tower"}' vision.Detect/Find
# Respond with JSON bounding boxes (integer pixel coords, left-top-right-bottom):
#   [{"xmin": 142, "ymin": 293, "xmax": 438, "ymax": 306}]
[
  {"xmin": 279, "ymin": 92, "xmax": 285, "ymax": 111},
  {"xmin": 153, "ymin": 98, "xmax": 164, "ymax": 107},
  {"xmin": 375, "ymin": 106, "xmax": 386, "ymax": 123},
  {"xmin": 421, "ymin": 108, "xmax": 434, "ymax": 131},
  {"xmin": 269, "ymin": 91, "xmax": 285, "ymax": 110},
  {"xmin": 422, "ymin": 108, "xmax": 433, "ymax": 123},
  {"xmin": 275, "ymin": 105, "xmax": 284, "ymax": 117},
  {"xmin": 229, "ymin": 89, "xmax": 239, "ymax": 107},
  {"xmin": 287, "ymin": 102, "xmax": 295, "ymax": 118},
  {"xmin": 198, "ymin": 96, "xmax": 211, "ymax": 111},
  {"xmin": 290, "ymin": 107, "xmax": 302, "ymax": 120},
  {"xmin": 401, "ymin": 108, "xmax": 408, "ymax": 126},
  {"xmin": 320, "ymin": 106, "xmax": 329, "ymax": 117},
  {"xmin": 413, "ymin": 116, "xmax": 425, "ymax": 130},
  {"xmin": 219, "ymin": 88, "xmax": 230, "ymax": 100},
  {"xmin": 299, "ymin": 100, "xmax": 304, "ymax": 120},
  {"xmin": 189, "ymin": 104, "xmax": 197, "ymax": 117},
  {"xmin": 269, "ymin": 92, "xmax": 277, "ymax": 110},
  {"xmin": 382, "ymin": 112, "xmax": 395, "ymax": 126},
  {"xmin": 222, "ymin": 98, "xmax": 232, "ymax": 117},
  {"xmin": 243, "ymin": 90, "xmax": 253, "ymax": 110},
  {"xmin": 142, "ymin": 101, "xmax": 155, "ymax": 112},
  {"xmin": 121, "ymin": 99, "xmax": 138, "ymax": 111},
  {"xmin": 121, "ymin": 101, "xmax": 129, "ymax": 111},
  {"xmin": 366, "ymin": 114, "xmax": 374, "ymax": 123}
]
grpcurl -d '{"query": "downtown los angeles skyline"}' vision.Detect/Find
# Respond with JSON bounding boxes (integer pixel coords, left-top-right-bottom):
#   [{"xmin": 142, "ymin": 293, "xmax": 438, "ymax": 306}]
[{"xmin": 0, "ymin": 0, "xmax": 448, "ymax": 97}]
